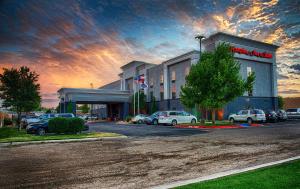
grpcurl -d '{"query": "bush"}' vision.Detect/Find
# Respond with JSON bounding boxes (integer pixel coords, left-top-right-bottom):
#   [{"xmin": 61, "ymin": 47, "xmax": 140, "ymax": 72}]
[
  {"xmin": 125, "ymin": 116, "xmax": 132, "ymax": 122},
  {"xmin": 4, "ymin": 117, "xmax": 13, "ymax": 126},
  {"xmin": 49, "ymin": 117, "xmax": 85, "ymax": 134},
  {"xmin": 68, "ymin": 118, "xmax": 85, "ymax": 133}
]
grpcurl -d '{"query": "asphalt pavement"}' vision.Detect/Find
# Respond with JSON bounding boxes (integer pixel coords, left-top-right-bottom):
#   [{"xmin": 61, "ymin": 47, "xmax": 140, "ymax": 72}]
[{"xmin": 88, "ymin": 122, "xmax": 207, "ymax": 137}]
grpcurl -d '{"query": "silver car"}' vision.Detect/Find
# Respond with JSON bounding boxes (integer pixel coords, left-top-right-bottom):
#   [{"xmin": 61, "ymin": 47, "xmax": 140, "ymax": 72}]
[
  {"xmin": 286, "ymin": 108, "xmax": 300, "ymax": 119},
  {"xmin": 158, "ymin": 111, "xmax": 197, "ymax": 126}
]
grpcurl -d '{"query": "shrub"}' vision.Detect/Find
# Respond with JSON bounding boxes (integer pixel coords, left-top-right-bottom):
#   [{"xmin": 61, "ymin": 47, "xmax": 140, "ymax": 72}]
[
  {"xmin": 48, "ymin": 117, "xmax": 85, "ymax": 134},
  {"xmin": 125, "ymin": 116, "xmax": 132, "ymax": 122},
  {"xmin": 49, "ymin": 117, "xmax": 69, "ymax": 134},
  {"xmin": 4, "ymin": 117, "xmax": 13, "ymax": 126},
  {"xmin": 68, "ymin": 118, "xmax": 85, "ymax": 133}
]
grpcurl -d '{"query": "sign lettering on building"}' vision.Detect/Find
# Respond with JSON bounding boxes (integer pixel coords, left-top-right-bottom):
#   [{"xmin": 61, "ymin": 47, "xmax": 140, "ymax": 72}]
[{"xmin": 231, "ymin": 47, "xmax": 272, "ymax": 59}]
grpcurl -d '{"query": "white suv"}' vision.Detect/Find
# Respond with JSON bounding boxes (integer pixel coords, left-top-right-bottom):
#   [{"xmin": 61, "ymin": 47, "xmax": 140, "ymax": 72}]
[
  {"xmin": 228, "ymin": 109, "xmax": 266, "ymax": 124},
  {"xmin": 158, "ymin": 111, "xmax": 197, "ymax": 126},
  {"xmin": 286, "ymin": 108, "xmax": 300, "ymax": 119}
]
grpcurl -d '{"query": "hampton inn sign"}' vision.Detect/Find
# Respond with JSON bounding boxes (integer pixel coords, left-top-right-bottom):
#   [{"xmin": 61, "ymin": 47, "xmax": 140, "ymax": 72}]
[{"xmin": 231, "ymin": 47, "xmax": 273, "ymax": 59}]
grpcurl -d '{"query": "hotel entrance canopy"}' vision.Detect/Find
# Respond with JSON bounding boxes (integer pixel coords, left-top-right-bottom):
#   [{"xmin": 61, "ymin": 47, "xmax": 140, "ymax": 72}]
[{"xmin": 58, "ymin": 88, "xmax": 131, "ymax": 104}]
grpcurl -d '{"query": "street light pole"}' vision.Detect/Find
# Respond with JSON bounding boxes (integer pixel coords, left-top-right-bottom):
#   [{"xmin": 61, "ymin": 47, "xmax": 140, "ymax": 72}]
[{"xmin": 195, "ymin": 34, "xmax": 206, "ymax": 60}]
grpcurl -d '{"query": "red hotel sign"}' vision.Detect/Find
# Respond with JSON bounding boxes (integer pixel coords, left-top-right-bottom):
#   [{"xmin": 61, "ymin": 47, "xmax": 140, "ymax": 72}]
[{"xmin": 231, "ymin": 47, "xmax": 272, "ymax": 59}]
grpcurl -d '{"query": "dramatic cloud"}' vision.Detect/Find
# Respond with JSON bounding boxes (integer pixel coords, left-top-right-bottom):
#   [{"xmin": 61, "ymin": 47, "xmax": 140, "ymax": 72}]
[{"xmin": 0, "ymin": 0, "xmax": 299, "ymax": 107}]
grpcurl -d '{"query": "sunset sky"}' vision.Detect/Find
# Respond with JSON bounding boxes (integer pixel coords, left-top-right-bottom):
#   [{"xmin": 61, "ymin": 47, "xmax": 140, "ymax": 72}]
[{"xmin": 0, "ymin": 0, "xmax": 300, "ymax": 108}]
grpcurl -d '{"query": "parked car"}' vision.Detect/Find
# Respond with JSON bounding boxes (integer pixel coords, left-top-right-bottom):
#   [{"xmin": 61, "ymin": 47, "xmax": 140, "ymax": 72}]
[
  {"xmin": 158, "ymin": 111, "xmax": 197, "ymax": 126},
  {"xmin": 22, "ymin": 115, "xmax": 40, "ymax": 127},
  {"xmin": 265, "ymin": 110, "xmax": 278, "ymax": 122},
  {"xmin": 131, "ymin": 114, "xmax": 147, "ymax": 124},
  {"xmin": 228, "ymin": 109, "xmax": 266, "ymax": 124},
  {"xmin": 55, "ymin": 113, "xmax": 75, "ymax": 118},
  {"xmin": 286, "ymin": 108, "xmax": 300, "ymax": 119},
  {"xmin": 26, "ymin": 119, "xmax": 89, "ymax": 136},
  {"xmin": 144, "ymin": 111, "xmax": 161, "ymax": 125},
  {"xmin": 77, "ymin": 114, "xmax": 89, "ymax": 120},
  {"xmin": 276, "ymin": 110, "xmax": 287, "ymax": 121}
]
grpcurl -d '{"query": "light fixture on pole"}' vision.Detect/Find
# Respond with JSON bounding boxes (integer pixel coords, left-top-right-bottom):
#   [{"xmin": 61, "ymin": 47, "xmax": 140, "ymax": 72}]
[{"xmin": 195, "ymin": 34, "xmax": 206, "ymax": 59}]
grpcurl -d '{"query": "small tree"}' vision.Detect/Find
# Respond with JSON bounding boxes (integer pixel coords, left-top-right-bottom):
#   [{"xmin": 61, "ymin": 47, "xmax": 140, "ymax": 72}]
[
  {"xmin": 0, "ymin": 66, "xmax": 41, "ymax": 130},
  {"xmin": 180, "ymin": 43, "xmax": 255, "ymax": 124},
  {"xmin": 278, "ymin": 96, "xmax": 284, "ymax": 109}
]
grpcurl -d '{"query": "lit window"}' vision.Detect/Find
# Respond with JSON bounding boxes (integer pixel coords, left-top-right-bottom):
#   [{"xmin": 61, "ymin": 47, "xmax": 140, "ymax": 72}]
[
  {"xmin": 171, "ymin": 70, "xmax": 176, "ymax": 82},
  {"xmin": 247, "ymin": 67, "xmax": 252, "ymax": 76},
  {"xmin": 185, "ymin": 67, "xmax": 190, "ymax": 76},
  {"xmin": 160, "ymin": 73, "xmax": 164, "ymax": 85}
]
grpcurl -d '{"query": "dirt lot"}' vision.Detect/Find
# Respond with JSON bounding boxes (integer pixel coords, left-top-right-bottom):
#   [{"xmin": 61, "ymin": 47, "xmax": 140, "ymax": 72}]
[{"xmin": 0, "ymin": 121, "xmax": 299, "ymax": 189}]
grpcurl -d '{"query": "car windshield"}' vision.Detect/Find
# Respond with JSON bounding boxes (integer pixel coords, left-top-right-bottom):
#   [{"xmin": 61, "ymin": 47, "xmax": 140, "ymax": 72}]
[{"xmin": 254, "ymin": 110, "xmax": 264, "ymax": 114}]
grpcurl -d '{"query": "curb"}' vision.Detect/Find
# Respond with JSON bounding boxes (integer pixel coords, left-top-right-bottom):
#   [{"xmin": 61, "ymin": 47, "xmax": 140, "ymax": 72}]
[
  {"xmin": 151, "ymin": 156, "xmax": 300, "ymax": 189},
  {"xmin": 0, "ymin": 135, "xmax": 128, "ymax": 147}
]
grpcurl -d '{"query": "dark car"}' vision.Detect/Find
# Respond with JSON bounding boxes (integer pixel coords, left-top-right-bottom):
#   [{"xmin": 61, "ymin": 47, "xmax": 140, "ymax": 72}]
[
  {"xmin": 26, "ymin": 120, "xmax": 89, "ymax": 136},
  {"xmin": 265, "ymin": 110, "xmax": 278, "ymax": 122},
  {"xmin": 144, "ymin": 111, "xmax": 161, "ymax": 125},
  {"xmin": 26, "ymin": 121, "xmax": 49, "ymax": 135}
]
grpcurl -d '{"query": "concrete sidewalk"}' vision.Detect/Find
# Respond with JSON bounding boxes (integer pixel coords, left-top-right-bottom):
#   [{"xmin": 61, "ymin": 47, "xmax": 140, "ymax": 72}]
[
  {"xmin": 0, "ymin": 135, "xmax": 127, "ymax": 147},
  {"xmin": 152, "ymin": 156, "xmax": 300, "ymax": 189}
]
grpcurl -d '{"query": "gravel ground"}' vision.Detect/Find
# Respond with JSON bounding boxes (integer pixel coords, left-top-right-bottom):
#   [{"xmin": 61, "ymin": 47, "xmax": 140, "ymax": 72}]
[{"xmin": 0, "ymin": 121, "xmax": 299, "ymax": 189}]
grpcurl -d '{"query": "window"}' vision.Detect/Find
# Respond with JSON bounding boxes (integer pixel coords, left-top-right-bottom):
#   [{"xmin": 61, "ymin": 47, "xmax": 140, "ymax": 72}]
[
  {"xmin": 150, "ymin": 91, "xmax": 153, "ymax": 100},
  {"xmin": 160, "ymin": 85, "xmax": 164, "ymax": 100},
  {"xmin": 149, "ymin": 77, "xmax": 154, "ymax": 88},
  {"xmin": 185, "ymin": 67, "xmax": 190, "ymax": 77},
  {"xmin": 160, "ymin": 92, "xmax": 164, "ymax": 100},
  {"xmin": 242, "ymin": 110, "xmax": 248, "ymax": 115},
  {"xmin": 286, "ymin": 109, "xmax": 297, "ymax": 112},
  {"xmin": 247, "ymin": 67, "xmax": 252, "ymax": 76},
  {"xmin": 172, "ymin": 83, "xmax": 176, "ymax": 99},
  {"xmin": 171, "ymin": 70, "xmax": 176, "ymax": 82},
  {"xmin": 160, "ymin": 73, "xmax": 164, "ymax": 85},
  {"xmin": 169, "ymin": 112, "xmax": 177, "ymax": 116},
  {"xmin": 247, "ymin": 67, "xmax": 253, "ymax": 96}
]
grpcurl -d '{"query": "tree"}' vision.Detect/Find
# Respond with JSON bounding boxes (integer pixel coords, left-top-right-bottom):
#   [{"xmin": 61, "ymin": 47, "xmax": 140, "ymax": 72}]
[
  {"xmin": 80, "ymin": 104, "xmax": 90, "ymax": 114},
  {"xmin": 149, "ymin": 95, "xmax": 158, "ymax": 114},
  {"xmin": 0, "ymin": 66, "xmax": 41, "ymax": 130},
  {"xmin": 45, "ymin": 109, "xmax": 52, "ymax": 114},
  {"xmin": 131, "ymin": 91, "xmax": 146, "ymax": 114},
  {"xmin": 278, "ymin": 96, "xmax": 284, "ymax": 109},
  {"xmin": 180, "ymin": 43, "xmax": 255, "ymax": 124}
]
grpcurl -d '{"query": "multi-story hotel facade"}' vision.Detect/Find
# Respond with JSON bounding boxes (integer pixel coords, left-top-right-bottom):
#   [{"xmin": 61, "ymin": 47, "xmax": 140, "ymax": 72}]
[{"xmin": 58, "ymin": 32, "xmax": 279, "ymax": 119}]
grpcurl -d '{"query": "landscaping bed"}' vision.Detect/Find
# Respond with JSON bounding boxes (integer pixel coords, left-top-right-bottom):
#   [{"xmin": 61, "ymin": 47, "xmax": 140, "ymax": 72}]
[
  {"xmin": 0, "ymin": 127, "xmax": 122, "ymax": 143},
  {"xmin": 176, "ymin": 160, "xmax": 300, "ymax": 189},
  {"xmin": 177, "ymin": 121, "xmax": 264, "ymax": 129}
]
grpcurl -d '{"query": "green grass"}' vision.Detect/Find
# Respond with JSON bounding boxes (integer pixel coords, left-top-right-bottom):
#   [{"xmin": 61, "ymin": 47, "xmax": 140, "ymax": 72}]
[
  {"xmin": 181, "ymin": 120, "xmax": 233, "ymax": 126},
  {"xmin": 176, "ymin": 160, "xmax": 300, "ymax": 189},
  {"xmin": 0, "ymin": 127, "xmax": 122, "ymax": 143}
]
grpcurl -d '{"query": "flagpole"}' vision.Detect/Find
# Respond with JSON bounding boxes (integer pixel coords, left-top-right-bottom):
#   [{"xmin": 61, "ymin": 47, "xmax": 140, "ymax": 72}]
[
  {"xmin": 137, "ymin": 83, "xmax": 140, "ymax": 114},
  {"xmin": 133, "ymin": 80, "xmax": 136, "ymax": 116}
]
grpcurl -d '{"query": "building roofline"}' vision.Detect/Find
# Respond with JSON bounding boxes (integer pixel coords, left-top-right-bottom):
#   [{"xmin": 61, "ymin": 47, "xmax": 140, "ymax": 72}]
[
  {"xmin": 98, "ymin": 80, "xmax": 120, "ymax": 89},
  {"xmin": 120, "ymin": 60, "xmax": 155, "ymax": 69},
  {"xmin": 203, "ymin": 32, "xmax": 280, "ymax": 49},
  {"xmin": 57, "ymin": 87, "xmax": 130, "ymax": 95},
  {"xmin": 162, "ymin": 50, "xmax": 199, "ymax": 64}
]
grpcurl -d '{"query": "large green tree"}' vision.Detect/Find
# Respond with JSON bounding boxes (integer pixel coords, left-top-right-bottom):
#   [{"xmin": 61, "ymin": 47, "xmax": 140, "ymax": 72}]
[
  {"xmin": 0, "ymin": 66, "xmax": 41, "ymax": 129},
  {"xmin": 180, "ymin": 43, "xmax": 255, "ymax": 124}
]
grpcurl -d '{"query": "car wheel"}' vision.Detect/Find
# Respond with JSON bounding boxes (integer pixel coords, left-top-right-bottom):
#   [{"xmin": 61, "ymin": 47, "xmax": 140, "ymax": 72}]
[
  {"xmin": 37, "ymin": 128, "xmax": 45, "ymax": 136},
  {"xmin": 153, "ymin": 119, "xmax": 158, "ymax": 125},
  {"xmin": 229, "ymin": 117, "xmax": 235, "ymax": 123},
  {"xmin": 138, "ymin": 120, "xmax": 143, "ymax": 124},
  {"xmin": 247, "ymin": 118, "xmax": 253, "ymax": 125},
  {"xmin": 191, "ymin": 119, "xmax": 196, "ymax": 124},
  {"xmin": 171, "ymin": 119, "xmax": 177, "ymax": 126}
]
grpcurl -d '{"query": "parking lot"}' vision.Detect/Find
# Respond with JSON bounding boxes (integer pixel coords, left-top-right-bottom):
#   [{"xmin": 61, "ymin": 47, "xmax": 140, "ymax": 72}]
[
  {"xmin": 88, "ymin": 120, "xmax": 298, "ymax": 137},
  {"xmin": 0, "ymin": 120, "xmax": 299, "ymax": 189},
  {"xmin": 88, "ymin": 122, "xmax": 207, "ymax": 137}
]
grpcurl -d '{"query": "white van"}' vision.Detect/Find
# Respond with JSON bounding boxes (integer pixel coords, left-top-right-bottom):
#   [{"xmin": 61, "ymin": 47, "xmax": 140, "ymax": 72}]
[{"xmin": 158, "ymin": 111, "xmax": 197, "ymax": 126}]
